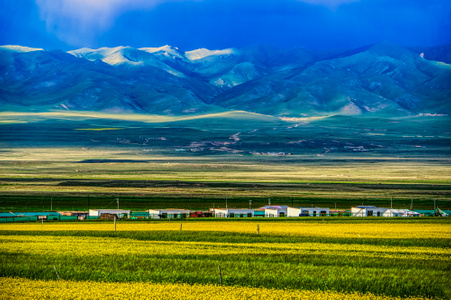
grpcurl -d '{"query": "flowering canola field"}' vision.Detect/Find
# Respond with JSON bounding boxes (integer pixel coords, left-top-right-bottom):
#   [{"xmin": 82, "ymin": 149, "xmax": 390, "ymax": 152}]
[
  {"xmin": 2, "ymin": 221, "xmax": 449, "ymax": 239},
  {"xmin": 1, "ymin": 220, "xmax": 450, "ymax": 299},
  {"xmin": 0, "ymin": 277, "xmax": 434, "ymax": 300}
]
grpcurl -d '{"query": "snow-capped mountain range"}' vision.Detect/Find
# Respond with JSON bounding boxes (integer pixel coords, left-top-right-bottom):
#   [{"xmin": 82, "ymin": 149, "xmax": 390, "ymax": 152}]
[{"xmin": 0, "ymin": 42, "xmax": 450, "ymax": 116}]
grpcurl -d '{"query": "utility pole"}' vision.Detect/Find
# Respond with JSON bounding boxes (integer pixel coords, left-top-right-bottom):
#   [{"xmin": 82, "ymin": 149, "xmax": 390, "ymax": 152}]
[
  {"xmin": 50, "ymin": 197, "xmax": 53, "ymax": 211},
  {"xmin": 249, "ymin": 200, "xmax": 252, "ymax": 209},
  {"xmin": 334, "ymin": 202, "xmax": 337, "ymax": 210},
  {"xmin": 268, "ymin": 198, "xmax": 271, "ymax": 206},
  {"xmin": 116, "ymin": 198, "xmax": 120, "ymax": 209}
]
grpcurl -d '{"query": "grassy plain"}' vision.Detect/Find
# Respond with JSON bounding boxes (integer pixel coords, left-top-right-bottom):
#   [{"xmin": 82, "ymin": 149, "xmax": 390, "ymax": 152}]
[
  {"xmin": 0, "ymin": 220, "xmax": 450, "ymax": 299},
  {"xmin": 0, "ymin": 111, "xmax": 450, "ymax": 211},
  {"xmin": 0, "ymin": 147, "xmax": 450, "ymax": 210}
]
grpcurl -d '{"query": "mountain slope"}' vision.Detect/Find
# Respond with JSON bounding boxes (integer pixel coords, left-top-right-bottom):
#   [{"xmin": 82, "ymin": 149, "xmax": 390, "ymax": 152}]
[
  {"xmin": 0, "ymin": 48, "xmax": 219, "ymax": 114},
  {"xmin": 0, "ymin": 42, "xmax": 450, "ymax": 117},
  {"xmin": 213, "ymin": 42, "xmax": 451, "ymax": 116}
]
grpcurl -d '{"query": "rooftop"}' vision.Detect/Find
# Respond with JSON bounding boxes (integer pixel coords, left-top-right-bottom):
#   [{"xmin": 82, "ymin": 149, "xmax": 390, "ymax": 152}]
[{"xmin": 259, "ymin": 206, "xmax": 289, "ymax": 209}]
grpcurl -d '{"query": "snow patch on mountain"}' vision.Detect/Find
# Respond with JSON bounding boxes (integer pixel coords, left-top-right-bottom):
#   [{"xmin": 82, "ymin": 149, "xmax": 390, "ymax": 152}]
[
  {"xmin": 139, "ymin": 45, "xmax": 185, "ymax": 60},
  {"xmin": 68, "ymin": 46, "xmax": 127, "ymax": 62},
  {"xmin": 68, "ymin": 46, "xmax": 185, "ymax": 77},
  {"xmin": 185, "ymin": 48, "xmax": 237, "ymax": 61},
  {"xmin": 0, "ymin": 45, "xmax": 44, "ymax": 52}
]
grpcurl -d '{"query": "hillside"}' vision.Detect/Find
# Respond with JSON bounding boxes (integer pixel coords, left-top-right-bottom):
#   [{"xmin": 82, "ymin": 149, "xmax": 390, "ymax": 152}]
[{"xmin": 0, "ymin": 42, "xmax": 450, "ymax": 117}]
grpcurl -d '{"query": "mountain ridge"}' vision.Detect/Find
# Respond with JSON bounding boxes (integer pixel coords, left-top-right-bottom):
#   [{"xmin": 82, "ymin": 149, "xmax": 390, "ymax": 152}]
[{"xmin": 0, "ymin": 42, "xmax": 450, "ymax": 117}]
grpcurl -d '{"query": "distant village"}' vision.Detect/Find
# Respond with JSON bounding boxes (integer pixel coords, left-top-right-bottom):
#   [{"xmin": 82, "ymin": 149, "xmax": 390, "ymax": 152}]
[{"xmin": 1, "ymin": 205, "xmax": 449, "ymax": 222}]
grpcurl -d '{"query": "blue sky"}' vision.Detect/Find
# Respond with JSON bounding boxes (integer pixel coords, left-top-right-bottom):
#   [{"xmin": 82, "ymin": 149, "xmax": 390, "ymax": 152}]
[{"xmin": 0, "ymin": 0, "xmax": 450, "ymax": 51}]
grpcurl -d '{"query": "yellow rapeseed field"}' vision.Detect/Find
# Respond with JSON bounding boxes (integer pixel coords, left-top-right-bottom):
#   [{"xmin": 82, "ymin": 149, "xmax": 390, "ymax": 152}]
[
  {"xmin": 1, "ymin": 221, "xmax": 450, "ymax": 239},
  {"xmin": 1, "ymin": 221, "xmax": 449, "ymax": 299},
  {"xmin": 0, "ymin": 235, "xmax": 448, "ymax": 260},
  {"xmin": 0, "ymin": 277, "xmax": 434, "ymax": 300}
]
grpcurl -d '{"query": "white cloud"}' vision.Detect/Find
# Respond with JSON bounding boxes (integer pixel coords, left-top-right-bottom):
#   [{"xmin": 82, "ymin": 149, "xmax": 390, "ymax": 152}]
[{"xmin": 35, "ymin": 0, "xmax": 197, "ymax": 46}]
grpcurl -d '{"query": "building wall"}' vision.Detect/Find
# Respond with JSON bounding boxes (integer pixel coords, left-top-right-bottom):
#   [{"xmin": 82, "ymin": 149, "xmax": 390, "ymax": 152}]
[
  {"xmin": 351, "ymin": 207, "xmax": 386, "ymax": 217},
  {"xmin": 213, "ymin": 209, "xmax": 228, "ymax": 218},
  {"xmin": 383, "ymin": 209, "xmax": 409, "ymax": 217},
  {"xmin": 89, "ymin": 209, "xmax": 100, "ymax": 217},
  {"xmin": 264, "ymin": 208, "xmax": 288, "ymax": 217},
  {"xmin": 88, "ymin": 209, "xmax": 131, "ymax": 217},
  {"xmin": 265, "ymin": 208, "xmax": 279, "ymax": 217},
  {"xmin": 148, "ymin": 209, "xmax": 161, "ymax": 219},
  {"xmin": 229, "ymin": 209, "xmax": 254, "ymax": 218},
  {"xmin": 299, "ymin": 207, "xmax": 330, "ymax": 217},
  {"xmin": 286, "ymin": 207, "xmax": 301, "ymax": 217},
  {"xmin": 213, "ymin": 209, "xmax": 254, "ymax": 218},
  {"xmin": 149, "ymin": 209, "xmax": 190, "ymax": 219},
  {"xmin": 265, "ymin": 209, "xmax": 277, "ymax": 217}
]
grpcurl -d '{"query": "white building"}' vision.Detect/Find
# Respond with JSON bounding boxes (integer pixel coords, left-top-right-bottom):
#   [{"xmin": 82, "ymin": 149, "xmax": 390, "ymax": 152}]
[
  {"xmin": 351, "ymin": 206, "xmax": 386, "ymax": 217},
  {"xmin": 286, "ymin": 207, "xmax": 301, "ymax": 217},
  {"xmin": 260, "ymin": 206, "xmax": 288, "ymax": 217},
  {"xmin": 383, "ymin": 208, "xmax": 408, "ymax": 217},
  {"xmin": 298, "ymin": 207, "xmax": 330, "ymax": 217},
  {"xmin": 88, "ymin": 209, "xmax": 131, "ymax": 218},
  {"xmin": 383, "ymin": 209, "xmax": 420, "ymax": 217},
  {"xmin": 352, "ymin": 206, "xmax": 421, "ymax": 217},
  {"xmin": 212, "ymin": 208, "xmax": 254, "ymax": 218},
  {"xmin": 148, "ymin": 209, "xmax": 190, "ymax": 219},
  {"xmin": 286, "ymin": 207, "xmax": 330, "ymax": 217}
]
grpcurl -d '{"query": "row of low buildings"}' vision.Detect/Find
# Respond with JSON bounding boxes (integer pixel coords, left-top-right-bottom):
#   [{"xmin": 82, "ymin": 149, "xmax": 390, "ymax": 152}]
[
  {"xmin": 351, "ymin": 206, "xmax": 421, "ymax": 217},
  {"xmin": 88, "ymin": 206, "xmax": 331, "ymax": 219},
  {"xmin": 89, "ymin": 205, "xmax": 451, "ymax": 219},
  {"xmin": 1, "ymin": 206, "xmax": 449, "ymax": 222},
  {"xmin": 86, "ymin": 205, "xmax": 449, "ymax": 219}
]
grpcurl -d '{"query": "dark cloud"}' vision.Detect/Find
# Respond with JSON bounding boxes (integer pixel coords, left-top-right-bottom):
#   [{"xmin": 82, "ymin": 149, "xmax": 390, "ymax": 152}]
[{"xmin": 0, "ymin": 0, "xmax": 450, "ymax": 51}]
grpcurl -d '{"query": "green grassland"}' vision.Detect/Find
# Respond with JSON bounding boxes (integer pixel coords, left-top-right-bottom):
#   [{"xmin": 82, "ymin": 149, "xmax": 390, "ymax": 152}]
[{"xmin": 0, "ymin": 111, "xmax": 449, "ymax": 211}]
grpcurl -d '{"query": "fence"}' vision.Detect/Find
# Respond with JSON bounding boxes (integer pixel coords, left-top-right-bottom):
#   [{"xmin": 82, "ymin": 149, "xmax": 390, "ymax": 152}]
[{"xmin": 0, "ymin": 215, "xmax": 99, "ymax": 223}]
